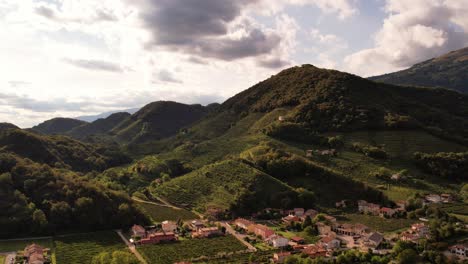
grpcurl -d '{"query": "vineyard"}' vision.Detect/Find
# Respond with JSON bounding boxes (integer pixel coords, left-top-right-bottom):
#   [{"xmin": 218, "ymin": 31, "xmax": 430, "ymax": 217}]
[
  {"xmin": 54, "ymin": 231, "xmax": 131, "ymax": 264},
  {"xmin": 139, "ymin": 235, "xmax": 247, "ymax": 264},
  {"xmin": 136, "ymin": 201, "xmax": 199, "ymax": 222}
]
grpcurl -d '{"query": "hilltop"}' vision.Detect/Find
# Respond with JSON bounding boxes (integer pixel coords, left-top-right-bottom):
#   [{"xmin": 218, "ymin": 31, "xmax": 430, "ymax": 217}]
[
  {"xmin": 370, "ymin": 47, "xmax": 468, "ymax": 94},
  {"xmin": 31, "ymin": 117, "xmax": 87, "ymax": 134}
]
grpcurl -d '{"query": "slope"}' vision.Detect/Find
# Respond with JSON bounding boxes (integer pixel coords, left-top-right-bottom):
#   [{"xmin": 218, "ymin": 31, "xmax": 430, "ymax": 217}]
[
  {"xmin": 68, "ymin": 112, "xmax": 131, "ymax": 139},
  {"xmin": 31, "ymin": 117, "xmax": 87, "ymax": 134},
  {"xmin": 370, "ymin": 47, "xmax": 468, "ymax": 94}
]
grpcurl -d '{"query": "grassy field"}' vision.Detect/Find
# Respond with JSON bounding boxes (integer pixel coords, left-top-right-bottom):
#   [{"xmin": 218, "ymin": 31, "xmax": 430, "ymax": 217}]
[
  {"xmin": 136, "ymin": 200, "xmax": 199, "ymax": 222},
  {"xmin": 54, "ymin": 231, "xmax": 131, "ymax": 264},
  {"xmin": 0, "ymin": 238, "xmax": 53, "ymax": 252},
  {"xmin": 338, "ymin": 213, "xmax": 416, "ymax": 233},
  {"xmin": 139, "ymin": 235, "xmax": 247, "ymax": 264}
]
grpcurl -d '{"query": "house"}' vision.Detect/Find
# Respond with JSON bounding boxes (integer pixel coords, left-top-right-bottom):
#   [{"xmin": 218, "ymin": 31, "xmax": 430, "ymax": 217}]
[
  {"xmin": 441, "ymin": 194, "xmax": 453, "ymax": 203},
  {"xmin": 357, "ymin": 200, "xmax": 380, "ymax": 215},
  {"xmin": 448, "ymin": 244, "xmax": 467, "ymax": 259},
  {"xmin": 379, "ymin": 207, "xmax": 396, "ymax": 217},
  {"xmin": 335, "ymin": 200, "xmax": 347, "ymax": 208},
  {"xmin": 323, "ymin": 215, "xmax": 337, "ymax": 223},
  {"xmin": 278, "ymin": 116, "xmax": 288, "ymax": 122},
  {"xmin": 266, "ymin": 235, "xmax": 289, "ymax": 248},
  {"xmin": 302, "ymin": 244, "xmax": 327, "ymax": 258},
  {"xmin": 190, "ymin": 220, "xmax": 205, "ymax": 230},
  {"xmin": 140, "ymin": 231, "xmax": 177, "ymax": 244},
  {"xmin": 332, "ymin": 223, "xmax": 369, "ymax": 236},
  {"xmin": 234, "ymin": 218, "xmax": 254, "ymax": 230},
  {"xmin": 306, "ymin": 150, "xmax": 313, "ymax": 157},
  {"xmin": 293, "ymin": 208, "xmax": 305, "ymax": 217},
  {"xmin": 362, "ymin": 232, "xmax": 384, "ymax": 249},
  {"xmin": 273, "ymin": 252, "xmax": 291, "ymax": 263},
  {"xmin": 320, "ymin": 235, "xmax": 340, "ymax": 249},
  {"xmin": 396, "ymin": 200, "xmax": 407, "ymax": 210},
  {"xmin": 316, "ymin": 222, "xmax": 332, "ymax": 235},
  {"xmin": 162, "ymin": 220, "xmax": 177, "ymax": 233},
  {"xmin": 425, "ymin": 194, "xmax": 442, "ymax": 203},
  {"xmin": 391, "ymin": 174, "xmax": 401, "ymax": 181},
  {"xmin": 411, "ymin": 223, "xmax": 430, "ymax": 237},
  {"xmin": 131, "ymin": 224, "xmax": 146, "ymax": 238},
  {"xmin": 251, "ymin": 224, "xmax": 275, "ymax": 240},
  {"xmin": 24, "ymin": 244, "xmax": 45, "ymax": 264},
  {"xmin": 304, "ymin": 209, "xmax": 319, "ymax": 219},
  {"xmin": 282, "ymin": 215, "xmax": 301, "ymax": 224},
  {"xmin": 192, "ymin": 227, "xmax": 223, "ymax": 238},
  {"xmin": 291, "ymin": 236, "xmax": 305, "ymax": 244}
]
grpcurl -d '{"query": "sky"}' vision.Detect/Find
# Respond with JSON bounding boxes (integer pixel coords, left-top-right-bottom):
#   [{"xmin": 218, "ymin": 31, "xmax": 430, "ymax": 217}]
[{"xmin": 1, "ymin": 0, "xmax": 468, "ymax": 127}]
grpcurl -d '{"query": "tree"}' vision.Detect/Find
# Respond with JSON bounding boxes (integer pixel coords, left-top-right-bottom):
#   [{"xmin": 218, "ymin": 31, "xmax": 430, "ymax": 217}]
[
  {"xmin": 397, "ymin": 249, "xmax": 418, "ymax": 264},
  {"xmin": 32, "ymin": 209, "xmax": 48, "ymax": 232},
  {"xmin": 302, "ymin": 215, "xmax": 312, "ymax": 229}
]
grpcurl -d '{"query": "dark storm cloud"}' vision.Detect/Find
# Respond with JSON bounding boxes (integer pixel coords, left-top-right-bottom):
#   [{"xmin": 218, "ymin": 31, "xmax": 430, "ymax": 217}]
[
  {"xmin": 62, "ymin": 58, "xmax": 123, "ymax": 73},
  {"xmin": 134, "ymin": 0, "xmax": 283, "ymax": 63}
]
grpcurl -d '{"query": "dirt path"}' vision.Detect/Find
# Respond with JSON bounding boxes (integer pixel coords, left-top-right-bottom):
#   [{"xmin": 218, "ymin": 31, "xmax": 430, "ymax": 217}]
[
  {"xmin": 132, "ymin": 197, "xmax": 204, "ymax": 219},
  {"xmin": 115, "ymin": 230, "xmax": 147, "ymax": 264},
  {"xmin": 220, "ymin": 222, "xmax": 257, "ymax": 252}
]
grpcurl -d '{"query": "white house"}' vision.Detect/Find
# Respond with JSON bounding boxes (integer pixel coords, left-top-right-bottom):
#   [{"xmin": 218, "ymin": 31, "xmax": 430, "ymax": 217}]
[{"xmin": 267, "ymin": 235, "xmax": 289, "ymax": 248}]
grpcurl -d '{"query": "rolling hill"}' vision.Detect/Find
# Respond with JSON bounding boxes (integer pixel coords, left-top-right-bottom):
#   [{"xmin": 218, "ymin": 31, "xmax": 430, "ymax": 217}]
[
  {"xmin": 370, "ymin": 46, "xmax": 468, "ymax": 94},
  {"xmin": 68, "ymin": 112, "xmax": 131, "ymax": 139},
  {"xmin": 31, "ymin": 117, "xmax": 87, "ymax": 134}
]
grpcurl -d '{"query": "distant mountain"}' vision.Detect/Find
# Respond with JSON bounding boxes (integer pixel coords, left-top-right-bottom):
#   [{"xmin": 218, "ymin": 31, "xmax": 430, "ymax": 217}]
[
  {"xmin": 112, "ymin": 101, "xmax": 213, "ymax": 144},
  {"xmin": 68, "ymin": 112, "xmax": 131, "ymax": 139},
  {"xmin": 31, "ymin": 118, "xmax": 87, "ymax": 135},
  {"xmin": 370, "ymin": 47, "xmax": 468, "ymax": 94},
  {"xmin": 76, "ymin": 108, "xmax": 139, "ymax": 122}
]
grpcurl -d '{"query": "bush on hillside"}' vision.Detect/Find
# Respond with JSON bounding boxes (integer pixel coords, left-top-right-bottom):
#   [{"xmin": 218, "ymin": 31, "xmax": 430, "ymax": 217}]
[
  {"xmin": 352, "ymin": 142, "xmax": 388, "ymax": 159},
  {"xmin": 413, "ymin": 151, "xmax": 468, "ymax": 180}
]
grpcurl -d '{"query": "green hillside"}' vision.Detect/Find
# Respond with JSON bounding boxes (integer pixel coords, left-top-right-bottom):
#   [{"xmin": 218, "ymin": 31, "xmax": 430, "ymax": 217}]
[
  {"xmin": 0, "ymin": 128, "xmax": 129, "ymax": 172},
  {"xmin": 150, "ymin": 159, "xmax": 309, "ymax": 215},
  {"xmin": 370, "ymin": 46, "xmax": 468, "ymax": 94},
  {"xmin": 31, "ymin": 117, "xmax": 87, "ymax": 134},
  {"xmin": 68, "ymin": 112, "xmax": 131, "ymax": 139}
]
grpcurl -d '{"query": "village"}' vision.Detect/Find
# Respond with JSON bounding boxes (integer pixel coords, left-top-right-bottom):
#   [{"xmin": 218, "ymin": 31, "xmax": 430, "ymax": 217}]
[{"xmin": 1, "ymin": 192, "xmax": 466, "ymax": 264}]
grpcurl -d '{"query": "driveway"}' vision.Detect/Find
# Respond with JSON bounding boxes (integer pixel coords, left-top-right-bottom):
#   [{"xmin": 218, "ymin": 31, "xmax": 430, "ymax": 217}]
[{"xmin": 219, "ymin": 222, "xmax": 257, "ymax": 252}]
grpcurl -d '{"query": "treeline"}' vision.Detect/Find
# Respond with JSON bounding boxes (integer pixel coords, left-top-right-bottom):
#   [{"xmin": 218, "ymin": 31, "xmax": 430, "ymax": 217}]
[
  {"xmin": 0, "ymin": 153, "xmax": 148, "ymax": 238},
  {"xmin": 413, "ymin": 152, "xmax": 468, "ymax": 180}
]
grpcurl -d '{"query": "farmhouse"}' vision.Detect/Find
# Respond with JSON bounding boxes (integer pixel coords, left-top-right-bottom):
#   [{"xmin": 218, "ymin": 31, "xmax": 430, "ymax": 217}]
[
  {"xmin": 379, "ymin": 207, "xmax": 396, "ymax": 217},
  {"xmin": 335, "ymin": 200, "xmax": 347, "ymax": 208},
  {"xmin": 24, "ymin": 244, "xmax": 46, "ymax": 264},
  {"xmin": 249, "ymin": 224, "xmax": 275, "ymax": 240},
  {"xmin": 190, "ymin": 219, "xmax": 205, "ymax": 230},
  {"xmin": 302, "ymin": 244, "xmax": 327, "ymax": 258},
  {"xmin": 317, "ymin": 222, "xmax": 333, "ymax": 235},
  {"xmin": 401, "ymin": 222, "xmax": 430, "ymax": 242},
  {"xmin": 304, "ymin": 209, "xmax": 319, "ymax": 219},
  {"xmin": 320, "ymin": 235, "xmax": 340, "ymax": 250},
  {"xmin": 290, "ymin": 236, "xmax": 305, "ymax": 244},
  {"xmin": 357, "ymin": 200, "xmax": 380, "ymax": 215},
  {"xmin": 140, "ymin": 231, "xmax": 177, "ymax": 244},
  {"xmin": 234, "ymin": 218, "xmax": 254, "ymax": 230},
  {"xmin": 441, "ymin": 194, "xmax": 454, "ymax": 203},
  {"xmin": 425, "ymin": 194, "xmax": 442, "ymax": 204},
  {"xmin": 162, "ymin": 220, "xmax": 178, "ymax": 233},
  {"xmin": 332, "ymin": 223, "xmax": 369, "ymax": 236},
  {"xmin": 361, "ymin": 232, "xmax": 384, "ymax": 249},
  {"xmin": 131, "ymin": 224, "xmax": 147, "ymax": 238},
  {"xmin": 282, "ymin": 215, "xmax": 301, "ymax": 224},
  {"xmin": 192, "ymin": 227, "xmax": 223, "ymax": 238},
  {"xmin": 448, "ymin": 244, "xmax": 467, "ymax": 259},
  {"xmin": 266, "ymin": 235, "xmax": 289, "ymax": 248}
]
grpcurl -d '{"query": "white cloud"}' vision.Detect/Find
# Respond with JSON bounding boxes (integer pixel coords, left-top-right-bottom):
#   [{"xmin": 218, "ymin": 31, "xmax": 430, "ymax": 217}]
[
  {"xmin": 253, "ymin": 0, "xmax": 358, "ymax": 19},
  {"xmin": 305, "ymin": 28, "xmax": 348, "ymax": 69},
  {"xmin": 344, "ymin": 0, "xmax": 468, "ymax": 77}
]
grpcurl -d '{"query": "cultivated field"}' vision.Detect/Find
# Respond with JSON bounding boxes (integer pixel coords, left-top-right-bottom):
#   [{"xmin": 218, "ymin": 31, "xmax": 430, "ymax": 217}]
[
  {"xmin": 139, "ymin": 235, "xmax": 247, "ymax": 264},
  {"xmin": 136, "ymin": 201, "xmax": 199, "ymax": 222},
  {"xmin": 339, "ymin": 213, "xmax": 416, "ymax": 233},
  {"xmin": 54, "ymin": 231, "xmax": 131, "ymax": 264}
]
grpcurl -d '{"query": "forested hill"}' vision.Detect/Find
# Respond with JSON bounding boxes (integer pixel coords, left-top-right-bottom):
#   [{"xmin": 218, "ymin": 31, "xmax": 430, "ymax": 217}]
[
  {"xmin": 221, "ymin": 65, "xmax": 468, "ymax": 141},
  {"xmin": 31, "ymin": 117, "xmax": 87, "ymax": 134},
  {"xmin": 370, "ymin": 46, "xmax": 468, "ymax": 94}
]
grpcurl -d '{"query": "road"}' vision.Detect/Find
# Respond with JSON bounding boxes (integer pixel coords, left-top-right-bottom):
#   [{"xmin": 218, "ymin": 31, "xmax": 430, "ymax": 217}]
[
  {"xmin": 219, "ymin": 222, "xmax": 257, "ymax": 252},
  {"xmin": 132, "ymin": 197, "xmax": 204, "ymax": 218},
  {"xmin": 115, "ymin": 230, "xmax": 147, "ymax": 264}
]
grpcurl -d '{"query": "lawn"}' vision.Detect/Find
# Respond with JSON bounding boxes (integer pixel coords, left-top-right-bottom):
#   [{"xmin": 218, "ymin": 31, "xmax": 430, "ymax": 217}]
[
  {"xmin": 0, "ymin": 238, "xmax": 53, "ymax": 252},
  {"xmin": 338, "ymin": 213, "xmax": 416, "ymax": 233},
  {"xmin": 136, "ymin": 201, "xmax": 199, "ymax": 222},
  {"xmin": 54, "ymin": 231, "xmax": 132, "ymax": 264},
  {"xmin": 139, "ymin": 235, "xmax": 247, "ymax": 264}
]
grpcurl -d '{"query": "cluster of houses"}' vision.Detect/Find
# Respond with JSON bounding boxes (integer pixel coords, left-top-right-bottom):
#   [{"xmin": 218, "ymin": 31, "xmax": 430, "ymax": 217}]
[
  {"xmin": 131, "ymin": 219, "xmax": 224, "ymax": 245},
  {"xmin": 357, "ymin": 200, "xmax": 406, "ymax": 218},
  {"xmin": 400, "ymin": 222, "xmax": 431, "ymax": 243},
  {"xmin": 19, "ymin": 244, "xmax": 50, "ymax": 264},
  {"xmin": 234, "ymin": 218, "xmax": 289, "ymax": 247}
]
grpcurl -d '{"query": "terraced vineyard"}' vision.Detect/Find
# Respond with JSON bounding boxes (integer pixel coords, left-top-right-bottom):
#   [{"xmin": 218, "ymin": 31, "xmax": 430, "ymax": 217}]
[
  {"xmin": 54, "ymin": 231, "xmax": 131, "ymax": 264},
  {"xmin": 139, "ymin": 235, "xmax": 247, "ymax": 264}
]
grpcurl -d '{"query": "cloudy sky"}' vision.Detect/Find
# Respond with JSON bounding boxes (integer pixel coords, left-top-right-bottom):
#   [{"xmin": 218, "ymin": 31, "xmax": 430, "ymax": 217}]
[{"xmin": 1, "ymin": 0, "xmax": 467, "ymax": 127}]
